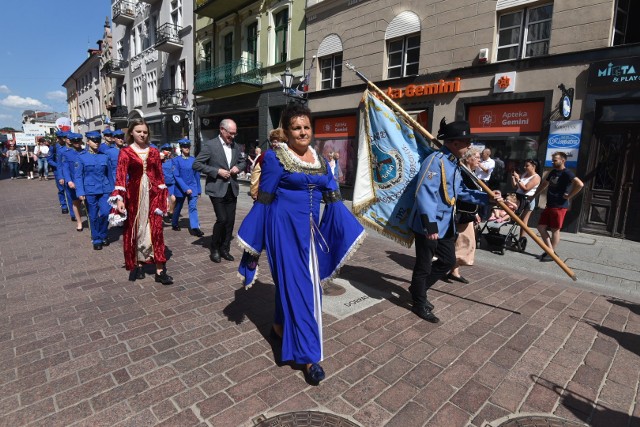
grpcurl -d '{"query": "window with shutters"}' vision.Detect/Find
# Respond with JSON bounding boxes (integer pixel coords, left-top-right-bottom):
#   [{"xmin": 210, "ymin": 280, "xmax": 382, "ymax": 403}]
[
  {"xmin": 496, "ymin": 3, "xmax": 553, "ymax": 61},
  {"xmin": 387, "ymin": 34, "xmax": 420, "ymax": 79}
]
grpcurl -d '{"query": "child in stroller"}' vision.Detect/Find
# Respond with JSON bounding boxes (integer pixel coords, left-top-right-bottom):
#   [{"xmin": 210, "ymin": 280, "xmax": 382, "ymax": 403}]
[{"xmin": 478, "ymin": 193, "xmax": 528, "ymax": 254}]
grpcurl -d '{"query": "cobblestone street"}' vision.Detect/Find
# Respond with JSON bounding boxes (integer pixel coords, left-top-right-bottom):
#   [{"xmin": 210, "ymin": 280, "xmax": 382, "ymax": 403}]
[{"xmin": 1, "ymin": 177, "xmax": 639, "ymax": 426}]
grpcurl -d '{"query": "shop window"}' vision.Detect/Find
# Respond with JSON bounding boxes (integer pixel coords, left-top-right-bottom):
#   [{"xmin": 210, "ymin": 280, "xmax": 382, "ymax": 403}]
[
  {"xmin": 274, "ymin": 9, "xmax": 288, "ymax": 64},
  {"xmin": 320, "ymin": 54, "xmax": 342, "ymax": 90},
  {"xmin": 313, "ymin": 116, "xmax": 357, "ymax": 186},
  {"xmin": 496, "ymin": 3, "xmax": 553, "ymax": 62},
  {"xmin": 613, "ymin": 0, "xmax": 640, "ymax": 45},
  {"xmin": 387, "ymin": 34, "xmax": 420, "ymax": 78}
]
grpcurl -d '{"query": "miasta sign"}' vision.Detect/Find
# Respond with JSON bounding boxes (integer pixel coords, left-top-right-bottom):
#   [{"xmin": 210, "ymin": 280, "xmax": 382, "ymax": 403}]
[{"xmin": 588, "ymin": 57, "xmax": 640, "ymax": 90}]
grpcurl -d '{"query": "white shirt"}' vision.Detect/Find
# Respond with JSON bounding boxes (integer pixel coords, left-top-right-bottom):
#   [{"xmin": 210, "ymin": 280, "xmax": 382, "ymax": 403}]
[
  {"xmin": 220, "ymin": 138, "xmax": 232, "ymax": 167},
  {"xmin": 35, "ymin": 145, "xmax": 50, "ymax": 157},
  {"xmin": 475, "ymin": 157, "xmax": 495, "ymax": 181}
]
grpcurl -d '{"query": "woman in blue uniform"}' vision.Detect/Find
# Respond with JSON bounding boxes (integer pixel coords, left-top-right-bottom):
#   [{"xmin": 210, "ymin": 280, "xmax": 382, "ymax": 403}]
[
  {"xmin": 74, "ymin": 131, "xmax": 113, "ymax": 250},
  {"xmin": 172, "ymin": 138, "xmax": 204, "ymax": 237},
  {"xmin": 237, "ymin": 104, "xmax": 365, "ymax": 384},
  {"xmin": 63, "ymin": 133, "xmax": 86, "ymax": 232}
]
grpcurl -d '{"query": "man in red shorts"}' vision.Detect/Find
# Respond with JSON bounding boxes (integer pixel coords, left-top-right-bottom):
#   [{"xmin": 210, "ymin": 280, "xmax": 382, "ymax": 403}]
[{"xmin": 533, "ymin": 151, "xmax": 584, "ymax": 261}]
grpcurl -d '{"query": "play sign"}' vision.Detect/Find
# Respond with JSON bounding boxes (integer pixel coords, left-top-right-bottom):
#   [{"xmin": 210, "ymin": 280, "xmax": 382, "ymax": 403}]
[{"xmin": 545, "ymin": 120, "xmax": 582, "ymax": 168}]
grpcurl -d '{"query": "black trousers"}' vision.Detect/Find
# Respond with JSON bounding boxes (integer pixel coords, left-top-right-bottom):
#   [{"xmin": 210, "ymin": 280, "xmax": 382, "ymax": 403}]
[
  {"xmin": 409, "ymin": 232, "xmax": 456, "ymax": 308},
  {"xmin": 209, "ymin": 186, "xmax": 237, "ymax": 253}
]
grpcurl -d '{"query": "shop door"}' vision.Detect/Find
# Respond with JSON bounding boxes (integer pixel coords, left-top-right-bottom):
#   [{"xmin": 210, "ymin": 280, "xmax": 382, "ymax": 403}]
[{"xmin": 582, "ymin": 125, "xmax": 640, "ymax": 241}]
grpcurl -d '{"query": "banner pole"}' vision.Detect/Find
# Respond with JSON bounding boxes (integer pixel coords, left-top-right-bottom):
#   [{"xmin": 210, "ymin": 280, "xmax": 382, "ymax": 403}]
[{"xmin": 345, "ymin": 62, "xmax": 577, "ymax": 281}]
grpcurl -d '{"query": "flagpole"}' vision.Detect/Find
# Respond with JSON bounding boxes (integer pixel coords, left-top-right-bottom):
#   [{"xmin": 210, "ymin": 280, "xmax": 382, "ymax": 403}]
[{"xmin": 345, "ymin": 62, "xmax": 577, "ymax": 281}]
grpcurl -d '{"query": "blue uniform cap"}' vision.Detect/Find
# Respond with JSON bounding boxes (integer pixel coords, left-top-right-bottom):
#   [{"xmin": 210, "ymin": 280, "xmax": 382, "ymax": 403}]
[
  {"xmin": 55, "ymin": 130, "xmax": 66, "ymax": 137},
  {"xmin": 160, "ymin": 144, "xmax": 172, "ymax": 151},
  {"xmin": 68, "ymin": 132, "xmax": 83, "ymax": 141},
  {"xmin": 85, "ymin": 131, "xmax": 101, "ymax": 140},
  {"xmin": 177, "ymin": 138, "xmax": 191, "ymax": 146},
  {"xmin": 102, "ymin": 128, "xmax": 113, "ymax": 136},
  {"xmin": 113, "ymin": 129, "xmax": 125, "ymax": 137}
]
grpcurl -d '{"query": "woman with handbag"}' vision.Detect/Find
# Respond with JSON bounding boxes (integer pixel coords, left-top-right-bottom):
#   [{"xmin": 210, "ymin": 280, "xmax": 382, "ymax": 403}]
[{"xmin": 448, "ymin": 147, "xmax": 482, "ymax": 284}]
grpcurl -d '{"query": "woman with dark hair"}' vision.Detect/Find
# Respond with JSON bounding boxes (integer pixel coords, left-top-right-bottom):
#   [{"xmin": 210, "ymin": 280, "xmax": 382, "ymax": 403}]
[
  {"xmin": 511, "ymin": 158, "xmax": 540, "ymax": 238},
  {"xmin": 237, "ymin": 104, "xmax": 365, "ymax": 385},
  {"xmin": 109, "ymin": 118, "xmax": 173, "ymax": 285}
]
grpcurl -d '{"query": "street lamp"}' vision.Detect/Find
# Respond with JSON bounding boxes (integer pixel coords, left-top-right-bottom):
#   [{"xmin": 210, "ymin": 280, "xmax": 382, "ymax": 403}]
[{"xmin": 281, "ymin": 68, "xmax": 294, "ymax": 96}]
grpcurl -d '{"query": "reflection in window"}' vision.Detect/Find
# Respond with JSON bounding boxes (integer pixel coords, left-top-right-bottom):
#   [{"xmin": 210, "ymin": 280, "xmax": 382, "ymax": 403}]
[
  {"xmin": 387, "ymin": 34, "xmax": 420, "ymax": 78},
  {"xmin": 497, "ymin": 4, "xmax": 553, "ymax": 61}
]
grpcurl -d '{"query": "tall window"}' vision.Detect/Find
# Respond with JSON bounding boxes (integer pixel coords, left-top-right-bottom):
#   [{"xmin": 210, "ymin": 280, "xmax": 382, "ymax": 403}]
[
  {"xmin": 247, "ymin": 22, "xmax": 258, "ymax": 65},
  {"xmin": 117, "ymin": 40, "xmax": 124, "ymax": 60},
  {"xmin": 496, "ymin": 3, "xmax": 553, "ymax": 61},
  {"xmin": 133, "ymin": 76, "xmax": 143, "ymax": 107},
  {"xmin": 387, "ymin": 34, "xmax": 419, "ymax": 78},
  {"xmin": 171, "ymin": 0, "xmax": 182, "ymax": 27},
  {"xmin": 203, "ymin": 41, "xmax": 212, "ymax": 71},
  {"xmin": 613, "ymin": 0, "xmax": 640, "ymax": 45},
  {"xmin": 146, "ymin": 70, "xmax": 157, "ymax": 104},
  {"xmin": 224, "ymin": 32, "xmax": 233, "ymax": 64},
  {"xmin": 320, "ymin": 54, "xmax": 342, "ymax": 90},
  {"xmin": 274, "ymin": 9, "xmax": 288, "ymax": 63}
]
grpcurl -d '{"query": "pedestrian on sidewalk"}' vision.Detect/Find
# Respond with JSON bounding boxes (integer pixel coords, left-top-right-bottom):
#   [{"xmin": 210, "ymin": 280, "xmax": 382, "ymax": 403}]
[
  {"xmin": 193, "ymin": 118, "xmax": 246, "ymax": 264},
  {"xmin": 533, "ymin": 151, "xmax": 584, "ymax": 261},
  {"xmin": 172, "ymin": 138, "xmax": 203, "ymax": 237},
  {"xmin": 237, "ymin": 103, "xmax": 365, "ymax": 385},
  {"xmin": 511, "ymin": 158, "xmax": 540, "ymax": 239},
  {"xmin": 34, "ymin": 137, "xmax": 50, "ymax": 180},
  {"xmin": 5, "ymin": 143, "xmax": 21, "ymax": 179},
  {"xmin": 108, "ymin": 118, "xmax": 173, "ymax": 285},
  {"xmin": 409, "ymin": 118, "xmax": 497, "ymax": 323},
  {"xmin": 249, "ymin": 128, "xmax": 286, "ymax": 200}
]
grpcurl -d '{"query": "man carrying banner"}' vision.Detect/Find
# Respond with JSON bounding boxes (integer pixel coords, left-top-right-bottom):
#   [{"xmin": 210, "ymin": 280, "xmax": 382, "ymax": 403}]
[{"xmin": 409, "ymin": 119, "xmax": 498, "ymax": 323}]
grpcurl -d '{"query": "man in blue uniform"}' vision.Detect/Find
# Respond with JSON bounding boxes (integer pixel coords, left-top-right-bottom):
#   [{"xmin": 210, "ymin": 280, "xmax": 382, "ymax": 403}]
[
  {"xmin": 98, "ymin": 130, "xmax": 121, "ymax": 189},
  {"xmin": 172, "ymin": 138, "xmax": 204, "ymax": 237},
  {"xmin": 102, "ymin": 128, "xmax": 113, "ymax": 147},
  {"xmin": 160, "ymin": 144, "xmax": 176, "ymax": 223},
  {"xmin": 409, "ymin": 119, "xmax": 497, "ymax": 323},
  {"xmin": 47, "ymin": 130, "xmax": 70, "ymax": 215},
  {"xmin": 112, "ymin": 129, "xmax": 126, "ymax": 148},
  {"xmin": 75, "ymin": 131, "xmax": 113, "ymax": 250},
  {"xmin": 62, "ymin": 132, "xmax": 85, "ymax": 231}
]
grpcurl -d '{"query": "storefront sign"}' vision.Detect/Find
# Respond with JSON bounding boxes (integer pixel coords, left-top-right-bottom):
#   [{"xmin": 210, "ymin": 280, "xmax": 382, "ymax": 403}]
[
  {"xmin": 588, "ymin": 57, "xmax": 640, "ymax": 90},
  {"xmin": 545, "ymin": 120, "xmax": 582, "ymax": 168},
  {"xmin": 385, "ymin": 77, "xmax": 461, "ymax": 99},
  {"xmin": 468, "ymin": 101, "xmax": 544, "ymax": 133},
  {"xmin": 493, "ymin": 71, "xmax": 516, "ymax": 93},
  {"xmin": 314, "ymin": 116, "xmax": 356, "ymax": 137}
]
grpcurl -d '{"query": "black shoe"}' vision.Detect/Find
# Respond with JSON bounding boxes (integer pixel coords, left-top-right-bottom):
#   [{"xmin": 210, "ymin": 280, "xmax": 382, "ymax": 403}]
[
  {"xmin": 411, "ymin": 306, "xmax": 440, "ymax": 323},
  {"xmin": 447, "ymin": 273, "xmax": 469, "ymax": 284},
  {"xmin": 189, "ymin": 228, "xmax": 205, "ymax": 237},
  {"xmin": 71, "ymin": 217, "xmax": 77, "ymax": 222},
  {"xmin": 76, "ymin": 226, "xmax": 83, "ymax": 232},
  {"xmin": 172, "ymin": 226, "xmax": 181, "ymax": 231},
  {"xmin": 304, "ymin": 363, "xmax": 325, "ymax": 385},
  {"xmin": 61, "ymin": 208, "xmax": 69, "ymax": 214},
  {"xmin": 163, "ymin": 215, "xmax": 171, "ymax": 224},
  {"xmin": 220, "ymin": 251, "xmax": 235, "ymax": 261},
  {"xmin": 135, "ymin": 267, "xmax": 145, "ymax": 280},
  {"xmin": 102, "ymin": 239, "xmax": 109, "ymax": 246},
  {"xmin": 210, "ymin": 250, "xmax": 221, "ymax": 263},
  {"xmin": 155, "ymin": 271, "xmax": 173, "ymax": 285},
  {"xmin": 93, "ymin": 244, "xmax": 103, "ymax": 250},
  {"xmin": 425, "ymin": 299, "xmax": 434, "ymax": 311},
  {"xmin": 539, "ymin": 252, "xmax": 554, "ymax": 262}
]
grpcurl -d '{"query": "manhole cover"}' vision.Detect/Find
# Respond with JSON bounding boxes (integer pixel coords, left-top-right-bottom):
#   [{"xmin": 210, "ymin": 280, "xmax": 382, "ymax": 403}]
[
  {"xmin": 255, "ymin": 411, "xmax": 359, "ymax": 426},
  {"xmin": 494, "ymin": 415, "xmax": 588, "ymax": 427},
  {"xmin": 323, "ymin": 281, "xmax": 346, "ymax": 296}
]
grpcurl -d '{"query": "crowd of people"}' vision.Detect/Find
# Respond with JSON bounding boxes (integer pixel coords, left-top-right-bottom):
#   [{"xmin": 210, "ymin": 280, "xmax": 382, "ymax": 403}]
[{"xmin": 1, "ymin": 102, "xmax": 584, "ymax": 387}]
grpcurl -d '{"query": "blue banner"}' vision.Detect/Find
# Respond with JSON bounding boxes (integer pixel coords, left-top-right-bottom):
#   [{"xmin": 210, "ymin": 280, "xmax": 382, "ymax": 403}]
[{"xmin": 352, "ymin": 91, "xmax": 433, "ymax": 247}]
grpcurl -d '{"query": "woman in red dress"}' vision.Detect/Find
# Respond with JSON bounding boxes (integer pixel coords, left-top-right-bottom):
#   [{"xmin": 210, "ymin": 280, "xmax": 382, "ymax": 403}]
[{"xmin": 109, "ymin": 118, "xmax": 173, "ymax": 285}]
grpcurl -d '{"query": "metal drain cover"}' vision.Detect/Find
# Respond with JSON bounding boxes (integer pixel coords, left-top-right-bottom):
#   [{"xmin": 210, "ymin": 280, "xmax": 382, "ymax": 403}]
[
  {"xmin": 494, "ymin": 415, "xmax": 588, "ymax": 427},
  {"xmin": 255, "ymin": 411, "xmax": 359, "ymax": 426}
]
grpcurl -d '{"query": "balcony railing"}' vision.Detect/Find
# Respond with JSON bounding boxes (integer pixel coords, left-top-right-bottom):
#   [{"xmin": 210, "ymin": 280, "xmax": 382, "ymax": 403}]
[
  {"xmin": 155, "ymin": 23, "xmax": 183, "ymax": 52},
  {"xmin": 158, "ymin": 89, "xmax": 189, "ymax": 110},
  {"xmin": 102, "ymin": 59, "xmax": 128, "ymax": 77},
  {"xmin": 108, "ymin": 105, "xmax": 129, "ymax": 120},
  {"xmin": 194, "ymin": 59, "xmax": 263, "ymax": 93},
  {"xmin": 113, "ymin": 0, "xmax": 135, "ymax": 25}
]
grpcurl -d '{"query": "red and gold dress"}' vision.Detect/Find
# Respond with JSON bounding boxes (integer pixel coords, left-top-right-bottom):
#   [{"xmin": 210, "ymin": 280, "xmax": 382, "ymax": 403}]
[{"xmin": 109, "ymin": 145, "xmax": 168, "ymax": 271}]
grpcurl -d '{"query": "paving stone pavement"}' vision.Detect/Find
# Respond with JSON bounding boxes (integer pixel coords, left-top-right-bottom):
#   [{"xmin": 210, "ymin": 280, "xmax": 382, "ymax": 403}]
[{"xmin": 1, "ymin": 176, "xmax": 639, "ymax": 427}]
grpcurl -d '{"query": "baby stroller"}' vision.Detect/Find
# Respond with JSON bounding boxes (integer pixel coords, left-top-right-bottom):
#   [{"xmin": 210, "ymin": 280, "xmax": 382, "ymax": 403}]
[{"xmin": 477, "ymin": 193, "xmax": 528, "ymax": 255}]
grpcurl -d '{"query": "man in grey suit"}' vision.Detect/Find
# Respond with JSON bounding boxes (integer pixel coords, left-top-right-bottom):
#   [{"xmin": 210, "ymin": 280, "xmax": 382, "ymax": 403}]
[{"xmin": 193, "ymin": 119, "xmax": 246, "ymax": 263}]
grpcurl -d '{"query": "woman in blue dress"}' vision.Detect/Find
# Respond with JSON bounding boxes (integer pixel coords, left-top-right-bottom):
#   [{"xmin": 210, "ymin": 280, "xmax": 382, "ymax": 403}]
[{"xmin": 237, "ymin": 104, "xmax": 365, "ymax": 384}]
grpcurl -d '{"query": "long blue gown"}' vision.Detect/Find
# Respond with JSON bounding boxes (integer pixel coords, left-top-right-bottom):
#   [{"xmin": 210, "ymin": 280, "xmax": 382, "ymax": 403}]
[{"xmin": 237, "ymin": 144, "xmax": 365, "ymax": 364}]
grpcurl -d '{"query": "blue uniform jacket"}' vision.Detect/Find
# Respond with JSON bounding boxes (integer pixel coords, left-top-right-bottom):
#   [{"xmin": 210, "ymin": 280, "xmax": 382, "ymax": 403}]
[
  {"xmin": 62, "ymin": 147, "xmax": 82, "ymax": 184},
  {"xmin": 162, "ymin": 158, "xmax": 176, "ymax": 185},
  {"xmin": 73, "ymin": 151, "xmax": 112, "ymax": 196},
  {"xmin": 173, "ymin": 156, "xmax": 201, "ymax": 197},
  {"xmin": 46, "ymin": 143, "xmax": 61, "ymax": 179},
  {"xmin": 410, "ymin": 146, "xmax": 488, "ymax": 236}
]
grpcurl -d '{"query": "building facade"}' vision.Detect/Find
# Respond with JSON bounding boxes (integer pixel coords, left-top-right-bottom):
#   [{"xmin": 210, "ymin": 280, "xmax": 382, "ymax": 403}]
[
  {"xmin": 193, "ymin": 0, "xmax": 307, "ymax": 155},
  {"xmin": 305, "ymin": 0, "xmax": 640, "ymax": 241},
  {"xmin": 108, "ymin": 0, "xmax": 195, "ymax": 145}
]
